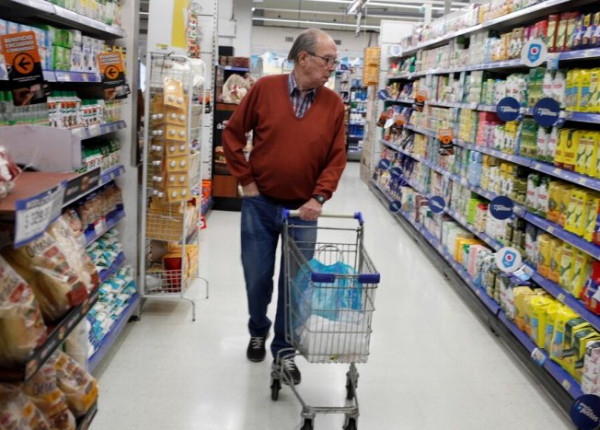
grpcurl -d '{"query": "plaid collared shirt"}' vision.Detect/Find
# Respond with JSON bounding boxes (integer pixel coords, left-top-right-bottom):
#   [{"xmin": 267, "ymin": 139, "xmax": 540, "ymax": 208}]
[{"xmin": 288, "ymin": 73, "xmax": 317, "ymax": 119}]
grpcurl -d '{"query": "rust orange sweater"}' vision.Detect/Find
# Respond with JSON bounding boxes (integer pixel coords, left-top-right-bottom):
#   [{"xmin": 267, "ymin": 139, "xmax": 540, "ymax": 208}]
[{"xmin": 222, "ymin": 74, "xmax": 347, "ymax": 202}]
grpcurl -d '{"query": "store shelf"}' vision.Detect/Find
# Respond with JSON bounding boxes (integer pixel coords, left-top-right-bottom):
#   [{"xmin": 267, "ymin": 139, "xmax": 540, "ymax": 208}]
[
  {"xmin": 0, "ymin": 288, "xmax": 100, "ymax": 381},
  {"xmin": 218, "ymin": 65, "xmax": 249, "ymax": 72},
  {"xmin": 564, "ymin": 112, "xmax": 600, "ymax": 124},
  {"xmin": 88, "ymin": 293, "xmax": 140, "ymax": 373},
  {"xmin": 372, "ymin": 178, "xmax": 584, "ymax": 400},
  {"xmin": 41, "ymin": 70, "xmax": 102, "ymax": 83},
  {"xmin": 348, "ymin": 134, "xmax": 364, "ymax": 139},
  {"xmin": 396, "ymin": 0, "xmax": 594, "ymax": 57},
  {"xmin": 384, "ymin": 97, "xmax": 414, "ymax": 104},
  {"xmin": 0, "ymin": 0, "xmax": 126, "ymax": 39},
  {"xmin": 498, "ymin": 312, "xmax": 583, "ymax": 398},
  {"xmin": 71, "ymin": 121, "xmax": 127, "ymax": 140},
  {"xmin": 63, "ymin": 164, "xmax": 126, "ymax": 208},
  {"xmin": 97, "ymin": 252, "xmax": 126, "ymax": 284},
  {"xmin": 76, "ymin": 402, "xmax": 98, "ymax": 430},
  {"xmin": 84, "ymin": 208, "xmax": 126, "ymax": 246}
]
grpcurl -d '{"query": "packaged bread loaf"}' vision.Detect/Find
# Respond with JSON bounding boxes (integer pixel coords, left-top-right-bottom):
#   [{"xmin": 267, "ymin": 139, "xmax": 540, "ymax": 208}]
[
  {"xmin": 0, "ymin": 383, "xmax": 51, "ymax": 430},
  {"xmin": 50, "ymin": 351, "xmax": 98, "ymax": 417},
  {"xmin": 0, "ymin": 256, "xmax": 47, "ymax": 368},
  {"xmin": 21, "ymin": 363, "xmax": 75, "ymax": 430},
  {"xmin": 48, "ymin": 215, "xmax": 99, "ymax": 294},
  {"xmin": 1, "ymin": 233, "xmax": 89, "ymax": 324}
]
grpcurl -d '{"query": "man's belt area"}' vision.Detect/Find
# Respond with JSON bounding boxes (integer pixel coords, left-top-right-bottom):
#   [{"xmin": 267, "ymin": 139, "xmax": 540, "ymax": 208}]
[{"xmin": 260, "ymin": 193, "xmax": 306, "ymax": 210}]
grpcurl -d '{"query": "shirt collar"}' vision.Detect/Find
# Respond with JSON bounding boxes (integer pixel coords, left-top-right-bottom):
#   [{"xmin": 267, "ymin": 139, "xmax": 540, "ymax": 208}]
[{"xmin": 288, "ymin": 73, "xmax": 317, "ymax": 99}]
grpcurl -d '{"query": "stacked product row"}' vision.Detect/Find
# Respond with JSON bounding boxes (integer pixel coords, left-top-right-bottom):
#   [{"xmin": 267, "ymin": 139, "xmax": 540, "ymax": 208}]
[{"xmin": 45, "ymin": 0, "xmax": 122, "ymax": 26}]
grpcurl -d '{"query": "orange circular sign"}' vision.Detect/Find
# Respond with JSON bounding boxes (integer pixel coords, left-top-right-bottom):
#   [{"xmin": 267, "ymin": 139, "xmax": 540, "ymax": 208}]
[
  {"xmin": 105, "ymin": 65, "xmax": 119, "ymax": 80},
  {"xmin": 13, "ymin": 53, "xmax": 34, "ymax": 75}
]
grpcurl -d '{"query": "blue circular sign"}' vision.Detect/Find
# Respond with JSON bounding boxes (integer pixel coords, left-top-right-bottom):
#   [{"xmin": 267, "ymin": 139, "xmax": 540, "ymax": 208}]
[
  {"xmin": 378, "ymin": 159, "xmax": 391, "ymax": 170},
  {"xmin": 534, "ymin": 97, "xmax": 561, "ymax": 127},
  {"xmin": 390, "ymin": 166, "xmax": 403, "ymax": 179},
  {"xmin": 490, "ymin": 196, "xmax": 514, "ymax": 220},
  {"xmin": 429, "ymin": 196, "xmax": 446, "ymax": 214},
  {"xmin": 389, "ymin": 200, "xmax": 402, "ymax": 213},
  {"xmin": 496, "ymin": 97, "xmax": 521, "ymax": 122},
  {"xmin": 571, "ymin": 395, "xmax": 600, "ymax": 430},
  {"xmin": 378, "ymin": 89, "xmax": 390, "ymax": 100}
]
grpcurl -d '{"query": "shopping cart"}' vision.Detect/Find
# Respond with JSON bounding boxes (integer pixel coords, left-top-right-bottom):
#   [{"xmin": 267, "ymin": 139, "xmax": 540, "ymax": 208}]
[{"xmin": 271, "ymin": 211, "xmax": 380, "ymax": 430}]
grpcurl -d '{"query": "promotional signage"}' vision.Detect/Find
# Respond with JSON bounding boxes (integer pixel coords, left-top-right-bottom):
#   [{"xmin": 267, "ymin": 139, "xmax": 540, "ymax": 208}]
[
  {"xmin": 415, "ymin": 90, "xmax": 427, "ymax": 104},
  {"xmin": 98, "ymin": 52, "xmax": 130, "ymax": 100},
  {"xmin": 522, "ymin": 38, "xmax": 548, "ymax": 68},
  {"xmin": 390, "ymin": 166, "xmax": 403, "ymax": 179},
  {"xmin": 429, "ymin": 196, "xmax": 446, "ymax": 214},
  {"xmin": 378, "ymin": 159, "xmax": 391, "ymax": 170},
  {"xmin": 389, "ymin": 200, "xmax": 402, "ymax": 213},
  {"xmin": 378, "ymin": 89, "xmax": 390, "ymax": 100},
  {"xmin": 0, "ymin": 31, "xmax": 48, "ymax": 106},
  {"xmin": 496, "ymin": 97, "xmax": 521, "ymax": 122},
  {"xmin": 438, "ymin": 128, "xmax": 454, "ymax": 154},
  {"xmin": 570, "ymin": 395, "xmax": 600, "ymax": 430},
  {"xmin": 489, "ymin": 195, "xmax": 514, "ymax": 220},
  {"xmin": 495, "ymin": 247, "xmax": 523, "ymax": 273},
  {"xmin": 533, "ymin": 97, "xmax": 561, "ymax": 127}
]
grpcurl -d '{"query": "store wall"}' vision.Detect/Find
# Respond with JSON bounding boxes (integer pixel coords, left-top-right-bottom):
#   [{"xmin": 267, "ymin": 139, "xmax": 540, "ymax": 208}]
[
  {"xmin": 218, "ymin": 0, "xmax": 252, "ymax": 57},
  {"xmin": 251, "ymin": 26, "xmax": 381, "ymax": 58}
]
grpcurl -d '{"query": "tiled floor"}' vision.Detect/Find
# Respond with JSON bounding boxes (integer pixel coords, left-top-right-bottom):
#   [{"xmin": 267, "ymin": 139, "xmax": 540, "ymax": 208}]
[{"xmin": 93, "ymin": 162, "xmax": 573, "ymax": 429}]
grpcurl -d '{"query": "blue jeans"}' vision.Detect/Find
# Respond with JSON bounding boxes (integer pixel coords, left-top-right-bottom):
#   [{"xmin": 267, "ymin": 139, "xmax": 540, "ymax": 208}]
[{"xmin": 241, "ymin": 195, "xmax": 317, "ymax": 359}]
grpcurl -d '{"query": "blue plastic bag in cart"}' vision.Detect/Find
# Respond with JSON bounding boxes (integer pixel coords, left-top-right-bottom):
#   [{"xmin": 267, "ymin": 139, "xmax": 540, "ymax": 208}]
[{"xmin": 292, "ymin": 258, "xmax": 362, "ymax": 330}]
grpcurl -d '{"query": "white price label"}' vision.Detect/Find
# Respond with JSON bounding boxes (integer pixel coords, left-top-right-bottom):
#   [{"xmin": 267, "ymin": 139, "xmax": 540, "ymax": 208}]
[
  {"xmin": 531, "ymin": 348, "xmax": 546, "ymax": 365},
  {"xmin": 15, "ymin": 182, "xmax": 66, "ymax": 247}
]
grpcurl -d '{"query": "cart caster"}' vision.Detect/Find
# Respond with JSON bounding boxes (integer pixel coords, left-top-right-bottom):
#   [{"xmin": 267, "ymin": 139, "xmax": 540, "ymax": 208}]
[
  {"xmin": 270, "ymin": 379, "xmax": 281, "ymax": 401},
  {"xmin": 301, "ymin": 418, "xmax": 314, "ymax": 430},
  {"xmin": 343, "ymin": 417, "xmax": 357, "ymax": 430}
]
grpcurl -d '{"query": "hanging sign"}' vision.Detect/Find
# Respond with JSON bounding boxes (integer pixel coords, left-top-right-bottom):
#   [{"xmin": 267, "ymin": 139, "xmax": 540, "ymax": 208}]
[
  {"xmin": 533, "ymin": 97, "xmax": 561, "ymax": 127},
  {"xmin": 489, "ymin": 196, "xmax": 514, "ymax": 220},
  {"xmin": 522, "ymin": 38, "xmax": 548, "ymax": 68},
  {"xmin": 496, "ymin": 97, "xmax": 521, "ymax": 122},
  {"xmin": 389, "ymin": 200, "xmax": 402, "ymax": 213},
  {"xmin": 415, "ymin": 90, "xmax": 428, "ymax": 104},
  {"xmin": 98, "ymin": 52, "xmax": 130, "ymax": 100},
  {"xmin": 0, "ymin": 31, "xmax": 48, "ymax": 106},
  {"xmin": 570, "ymin": 395, "xmax": 600, "ymax": 430},
  {"xmin": 378, "ymin": 159, "xmax": 391, "ymax": 170},
  {"xmin": 429, "ymin": 196, "xmax": 446, "ymax": 214},
  {"xmin": 495, "ymin": 247, "xmax": 523, "ymax": 273},
  {"xmin": 378, "ymin": 89, "xmax": 390, "ymax": 100},
  {"xmin": 438, "ymin": 128, "xmax": 454, "ymax": 149},
  {"xmin": 390, "ymin": 166, "xmax": 403, "ymax": 179}
]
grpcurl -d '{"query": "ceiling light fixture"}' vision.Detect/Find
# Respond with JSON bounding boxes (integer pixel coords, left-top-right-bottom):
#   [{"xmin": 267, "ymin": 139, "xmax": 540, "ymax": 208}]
[
  {"xmin": 252, "ymin": 16, "xmax": 382, "ymax": 29},
  {"xmin": 347, "ymin": 0, "xmax": 368, "ymax": 15}
]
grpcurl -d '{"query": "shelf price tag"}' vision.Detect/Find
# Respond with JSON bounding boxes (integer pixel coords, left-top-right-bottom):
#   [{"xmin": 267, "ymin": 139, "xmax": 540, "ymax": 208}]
[
  {"xmin": 15, "ymin": 181, "xmax": 66, "ymax": 248},
  {"xmin": 531, "ymin": 348, "xmax": 547, "ymax": 366}
]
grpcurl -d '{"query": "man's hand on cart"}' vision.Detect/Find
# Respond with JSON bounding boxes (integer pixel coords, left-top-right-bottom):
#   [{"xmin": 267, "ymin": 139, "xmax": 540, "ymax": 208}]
[{"xmin": 299, "ymin": 198, "xmax": 322, "ymax": 221}]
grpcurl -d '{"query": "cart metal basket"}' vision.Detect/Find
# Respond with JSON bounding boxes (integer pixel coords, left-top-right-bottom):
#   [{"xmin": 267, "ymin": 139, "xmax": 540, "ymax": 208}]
[{"xmin": 271, "ymin": 211, "xmax": 380, "ymax": 430}]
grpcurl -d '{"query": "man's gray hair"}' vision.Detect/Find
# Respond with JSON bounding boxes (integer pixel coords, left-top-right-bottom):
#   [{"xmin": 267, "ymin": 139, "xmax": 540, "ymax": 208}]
[{"xmin": 287, "ymin": 28, "xmax": 329, "ymax": 62}]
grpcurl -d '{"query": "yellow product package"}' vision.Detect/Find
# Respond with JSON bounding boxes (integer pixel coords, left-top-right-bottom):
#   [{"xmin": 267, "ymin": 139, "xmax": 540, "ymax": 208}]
[
  {"xmin": 513, "ymin": 286, "xmax": 537, "ymax": 332},
  {"xmin": 547, "ymin": 181, "xmax": 564, "ymax": 224},
  {"xmin": 548, "ymin": 238, "xmax": 563, "ymax": 284},
  {"xmin": 577, "ymin": 69, "xmax": 593, "ymax": 112},
  {"xmin": 554, "ymin": 128, "xmax": 570, "ymax": 167},
  {"xmin": 537, "ymin": 233, "xmax": 553, "ymax": 278},
  {"xmin": 558, "ymin": 244, "xmax": 576, "ymax": 290},
  {"xmin": 565, "ymin": 190, "xmax": 587, "ymax": 236},
  {"xmin": 528, "ymin": 295, "xmax": 556, "ymax": 348},
  {"xmin": 584, "ymin": 192, "xmax": 600, "ymax": 242},
  {"xmin": 572, "ymin": 251, "xmax": 592, "ymax": 299},
  {"xmin": 563, "ymin": 129, "xmax": 580, "ymax": 171},
  {"xmin": 577, "ymin": 131, "xmax": 591, "ymax": 175},
  {"xmin": 544, "ymin": 302, "xmax": 563, "ymax": 352},
  {"xmin": 585, "ymin": 131, "xmax": 600, "ymax": 177},
  {"xmin": 588, "ymin": 68, "xmax": 600, "ymax": 113},
  {"xmin": 559, "ymin": 184, "xmax": 574, "ymax": 227},
  {"xmin": 550, "ymin": 307, "xmax": 578, "ymax": 364},
  {"xmin": 565, "ymin": 70, "xmax": 579, "ymax": 111}
]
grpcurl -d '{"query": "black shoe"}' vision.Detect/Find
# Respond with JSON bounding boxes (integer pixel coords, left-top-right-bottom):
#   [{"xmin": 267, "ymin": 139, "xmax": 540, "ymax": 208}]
[
  {"xmin": 247, "ymin": 336, "xmax": 267, "ymax": 362},
  {"xmin": 273, "ymin": 357, "xmax": 301, "ymax": 385}
]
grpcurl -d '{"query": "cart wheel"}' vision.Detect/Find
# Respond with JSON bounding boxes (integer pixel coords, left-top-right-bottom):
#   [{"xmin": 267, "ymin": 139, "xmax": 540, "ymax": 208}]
[
  {"xmin": 301, "ymin": 418, "xmax": 314, "ymax": 430},
  {"xmin": 270, "ymin": 379, "xmax": 281, "ymax": 401},
  {"xmin": 343, "ymin": 417, "xmax": 357, "ymax": 430},
  {"xmin": 345, "ymin": 375, "xmax": 356, "ymax": 400}
]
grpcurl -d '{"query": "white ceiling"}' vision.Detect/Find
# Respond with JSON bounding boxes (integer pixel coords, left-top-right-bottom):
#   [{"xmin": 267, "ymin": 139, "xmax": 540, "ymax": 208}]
[{"xmin": 251, "ymin": 0, "xmax": 472, "ymax": 32}]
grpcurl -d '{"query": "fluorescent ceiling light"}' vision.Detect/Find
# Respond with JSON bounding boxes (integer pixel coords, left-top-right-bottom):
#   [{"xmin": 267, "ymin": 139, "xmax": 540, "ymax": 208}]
[
  {"xmin": 305, "ymin": 0, "xmax": 468, "ymax": 6},
  {"xmin": 254, "ymin": 7, "xmax": 423, "ymax": 19},
  {"xmin": 252, "ymin": 16, "xmax": 382, "ymax": 29}
]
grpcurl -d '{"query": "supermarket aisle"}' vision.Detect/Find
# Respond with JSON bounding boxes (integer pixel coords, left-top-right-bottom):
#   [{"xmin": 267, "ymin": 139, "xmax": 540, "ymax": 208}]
[{"xmin": 93, "ymin": 162, "xmax": 572, "ymax": 430}]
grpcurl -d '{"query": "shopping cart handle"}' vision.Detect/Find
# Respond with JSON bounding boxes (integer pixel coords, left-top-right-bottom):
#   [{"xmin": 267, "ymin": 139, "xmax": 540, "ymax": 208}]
[{"xmin": 283, "ymin": 209, "xmax": 364, "ymax": 224}]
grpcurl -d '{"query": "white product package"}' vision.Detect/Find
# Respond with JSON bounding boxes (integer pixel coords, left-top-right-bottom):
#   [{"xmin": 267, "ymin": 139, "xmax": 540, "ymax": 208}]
[{"xmin": 297, "ymin": 313, "xmax": 369, "ymax": 361}]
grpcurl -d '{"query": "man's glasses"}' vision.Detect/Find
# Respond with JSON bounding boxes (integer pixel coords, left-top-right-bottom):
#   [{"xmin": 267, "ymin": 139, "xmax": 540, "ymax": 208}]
[{"xmin": 307, "ymin": 52, "xmax": 340, "ymax": 68}]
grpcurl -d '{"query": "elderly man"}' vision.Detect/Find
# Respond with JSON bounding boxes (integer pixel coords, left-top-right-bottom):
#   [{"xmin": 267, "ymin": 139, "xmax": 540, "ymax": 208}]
[{"xmin": 223, "ymin": 28, "xmax": 347, "ymax": 384}]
